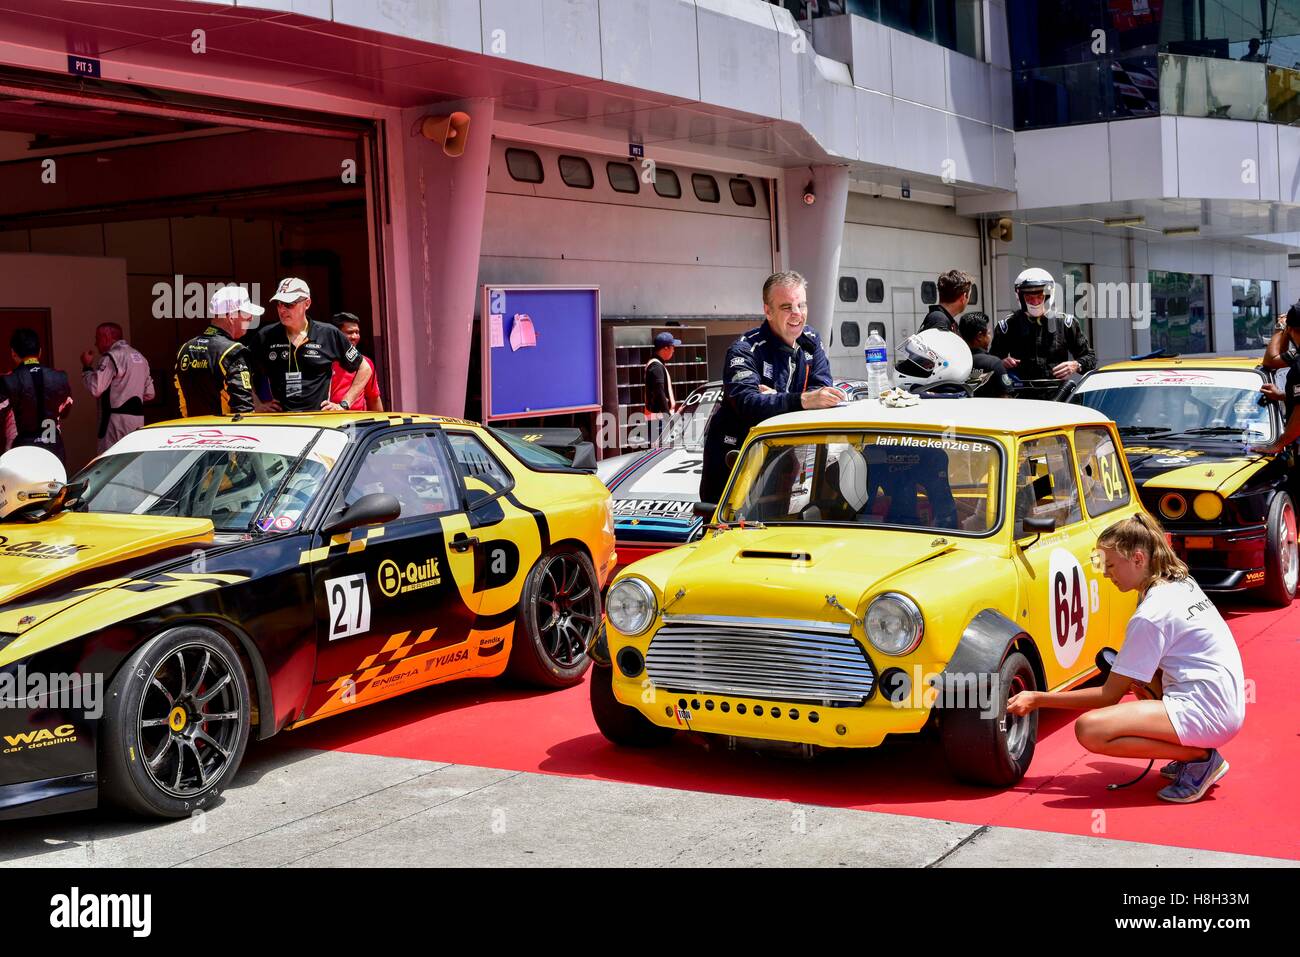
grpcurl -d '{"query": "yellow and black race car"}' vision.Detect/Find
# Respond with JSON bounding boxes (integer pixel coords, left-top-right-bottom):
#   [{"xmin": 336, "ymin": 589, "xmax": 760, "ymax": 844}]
[
  {"xmin": 1072, "ymin": 358, "xmax": 1298, "ymax": 605},
  {"xmin": 0, "ymin": 414, "xmax": 614, "ymax": 820}
]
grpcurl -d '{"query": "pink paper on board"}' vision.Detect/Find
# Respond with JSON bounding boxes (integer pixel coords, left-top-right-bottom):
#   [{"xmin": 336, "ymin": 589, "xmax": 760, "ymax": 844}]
[
  {"xmin": 488, "ymin": 314, "xmax": 505, "ymax": 348},
  {"xmin": 509, "ymin": 313, "xmax": 537, "ymax": 351}
]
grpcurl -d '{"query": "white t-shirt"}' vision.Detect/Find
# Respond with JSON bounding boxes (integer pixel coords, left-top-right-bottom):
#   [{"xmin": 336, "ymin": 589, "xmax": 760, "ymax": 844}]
[{"xmin": 1113, "ymin": 577, "xmax": 1246, "ymax": 745}]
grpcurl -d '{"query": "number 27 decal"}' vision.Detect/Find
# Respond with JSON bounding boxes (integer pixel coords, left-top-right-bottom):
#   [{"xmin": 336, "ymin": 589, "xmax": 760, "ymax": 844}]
[{"xmin": 326, "ymin": 573, "xmax": 371, "ymax": 640}]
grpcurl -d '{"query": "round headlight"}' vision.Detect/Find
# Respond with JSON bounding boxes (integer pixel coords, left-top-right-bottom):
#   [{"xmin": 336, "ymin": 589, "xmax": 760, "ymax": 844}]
[
  {"xmin": 607, "ymin": 578, "xmax": 657, "ymax": 636},
  {"xmin": 864, "ymin": 593, "xmax": 924, "ymax": 656},
  {"xmin": 1193, "ymin": 492, "xmax": 1223, "ymax": 521},
  {"xmin": 1159, "ymin": 492, "xmax": 1187, "ymax": 521}
]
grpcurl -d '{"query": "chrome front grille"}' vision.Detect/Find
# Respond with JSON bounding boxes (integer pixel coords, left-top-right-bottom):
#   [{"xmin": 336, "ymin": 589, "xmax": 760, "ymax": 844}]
[{"xmin": 645, "ymin": 614, "xmax": 875, "ymax": 705}]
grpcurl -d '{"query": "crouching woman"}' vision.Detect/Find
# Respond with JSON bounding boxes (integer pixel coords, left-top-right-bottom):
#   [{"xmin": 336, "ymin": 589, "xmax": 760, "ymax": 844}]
[{"xmin": 1007, "ymin": 513, "xmax": 1246, "ymax": 803}]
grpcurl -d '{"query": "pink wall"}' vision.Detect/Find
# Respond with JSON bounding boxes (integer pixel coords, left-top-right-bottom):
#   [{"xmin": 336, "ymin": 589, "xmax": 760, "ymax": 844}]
[{"xmin": 0, "ymin": 253, "xmax": 132, "ymax": 471}]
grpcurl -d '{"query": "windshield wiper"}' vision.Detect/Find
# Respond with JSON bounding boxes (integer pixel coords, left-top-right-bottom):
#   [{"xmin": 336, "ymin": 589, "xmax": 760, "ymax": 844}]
[
  {"xmin": 1178, "ymin": 427, "xmax": 1251, "ymax": 436},
  {"xmin": 1117, "ymin": 426, "xmax": 1172, "ymax": 436}
]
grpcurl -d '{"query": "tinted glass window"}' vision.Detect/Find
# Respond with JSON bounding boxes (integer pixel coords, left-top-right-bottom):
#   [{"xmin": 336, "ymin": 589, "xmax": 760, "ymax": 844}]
[
  {"xmin": 505, "ymin": 148, "xmax": 544, "ymax": 184},
  {"xmin": 607, "ymin": 162, "xmax": 640, "ymax": 194},
  {"xmin": 345, "ymin": 432, "xmax": 457, "ymax": 518},
  {"xmin": 692, "ymin": 174, "xmax": 720, "ymax": 203},
  {"xmin": 729, "ymin": 178, "xmax": 757, "ymax": 206},
  {"xmin": 841, "ymin": 322, "xmax": 862, "ymax": 348},
  {"xmin": 865, "ymin": 278, "xmax": 885, "ymax": 303},
  {"xmin": 558, "ymin": 155, "xmax": 594, "ymax": 189},
  {"xmin": 921, "ymin": 281, "xmax": 938, "ymax": 305},
  {"xmin": 447, "ymin": 432, "xmax": 514, "ymax": 506},
  {"xmin": 653, "ymin": 167, "xmax": 682, "ymax": 199},
  {"xmin": 839, "ymin": 276, "xmax": 859, "ymax": 302}
]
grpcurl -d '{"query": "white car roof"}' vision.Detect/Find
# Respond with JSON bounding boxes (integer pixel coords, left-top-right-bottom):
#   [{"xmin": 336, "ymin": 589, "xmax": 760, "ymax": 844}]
[{"xmin": 757, "ymin": 398, "xmax": 1112, "ymax": 435}]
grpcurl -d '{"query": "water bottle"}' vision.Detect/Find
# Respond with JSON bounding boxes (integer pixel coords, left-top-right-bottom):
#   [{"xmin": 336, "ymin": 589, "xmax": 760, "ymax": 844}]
[{"xmin": 864, "ymin": 331, "xmax": 892, "ymax": 400}]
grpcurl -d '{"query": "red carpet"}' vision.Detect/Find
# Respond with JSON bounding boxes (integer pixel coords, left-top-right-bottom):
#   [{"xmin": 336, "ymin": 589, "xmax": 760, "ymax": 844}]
[{"xmin": 287, "ymin": 596, "xmax": 1300, "ymax": 860}]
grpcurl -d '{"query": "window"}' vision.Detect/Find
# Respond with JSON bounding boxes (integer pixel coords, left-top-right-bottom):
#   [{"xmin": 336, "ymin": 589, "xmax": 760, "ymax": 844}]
[
  {"xmin": 921, "ymin": 281, "xmax": 938, "ymax": 305},
  {"xmin": 607, "ymin": 162, "xmax": 640, "ymax": 194},
  {"xmin": 558, "ymin": 155, "xmax": 593, "ymax": 189},
  {"xmin": 864, "ymin": 278, "xmax": 885, "ymax": 303},
  {"xmin": 692, "ymin": 173, "xmax": 721, "ymax": 203},
  {"xmin": 446, "ymin": 432, "xmax": 513, "ymax": 506},
  {"xmin": 840, "ymin": 321, "xmax": 862, "ymax": 348},
  {"xmin": 1149, "ymin": 271, "xmax": 1211, "ymax": 354},
  {"xmin": 345, "ymin": 432, "xmax": 457, "ymax": 519},
  {"xmin": 1074, "ymin": 427, "xmax": 1130, "ymax": 517},
  {"xmin": 505, "ymin": 148, "xmax": 544, "ymax": 184},
  {"xmin": 1014, "ymin": 434, "xmax": 1083, "ymax": 537},
  {"xmin": 968, "ymin": 283, "xmax": 978, "ymax": 306},
  {"xmin": 838, "ymin": 276, "xmax": 860, "ymax": 302},
  {"xmin": 653, "ymin": 167, "xmax": 682, "ymax": 199},
  {"xmin": 1061, "ymin": 263, "xmax": 1091, "ymax": 338},
  {"xmin": 730, "ymin": 178, "xmax": 757, "ymax": 206},
  {"xmin": 1232, "ymin": 277, "xmax": 1276, "ymax": 350}
]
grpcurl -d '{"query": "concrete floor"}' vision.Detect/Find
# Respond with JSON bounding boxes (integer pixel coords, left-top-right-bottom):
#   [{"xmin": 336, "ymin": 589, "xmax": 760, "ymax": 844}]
[{"xmin": 0, "ymin": 743, "xmax": 1291, "ymax": 868}]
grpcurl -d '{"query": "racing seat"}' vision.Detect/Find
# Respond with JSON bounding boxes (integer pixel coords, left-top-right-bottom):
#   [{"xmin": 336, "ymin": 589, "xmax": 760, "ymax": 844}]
[{"xmin": 861, "ymin": 446, "xmax": 958, "ymax": 529}]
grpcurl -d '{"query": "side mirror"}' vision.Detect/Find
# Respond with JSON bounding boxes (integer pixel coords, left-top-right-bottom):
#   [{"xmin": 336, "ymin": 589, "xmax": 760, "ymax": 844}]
[
  {"xmin": 693, "ymin": 501, "xmax": 717, "ymax": 519},
  {"xmin": 321, "ymin": 493, "xmax": 401, "ymax": 537},
  {"xmin": 570, "ymin": 442, "xmax": 597, "ymax": 472},
  {"xmin": 1022, "ymin": 516, "xmax": 1056, "ymax": 534}
]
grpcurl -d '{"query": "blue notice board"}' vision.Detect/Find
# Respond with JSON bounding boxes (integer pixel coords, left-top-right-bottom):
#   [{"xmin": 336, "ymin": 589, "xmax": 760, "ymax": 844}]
[{"xmin": 481, "ymin": 286, "xmax": 601, "ymax": 421}]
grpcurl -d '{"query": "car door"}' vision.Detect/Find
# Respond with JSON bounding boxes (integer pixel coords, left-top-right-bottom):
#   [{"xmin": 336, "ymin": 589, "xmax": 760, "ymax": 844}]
[
  {"xmin": 1073, "ymin": 424, "xmax": 1140, "ymax": 643},
  {"xmin": 441, "ymin": 430, "xmax": 547, "ymax": 660},
  {"xmin": 1012, "ymin": 432, "xmax": 1107, "ymax": 689},
  {"xmin": 305, "ymin": 428, "xmax": 480, "ymax": 719}
]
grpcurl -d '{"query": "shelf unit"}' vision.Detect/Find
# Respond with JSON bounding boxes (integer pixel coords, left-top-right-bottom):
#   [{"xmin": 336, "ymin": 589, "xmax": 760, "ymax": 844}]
[{"xmin": 601, "ymin": 324, "xmax": 709, "ymax": 452}]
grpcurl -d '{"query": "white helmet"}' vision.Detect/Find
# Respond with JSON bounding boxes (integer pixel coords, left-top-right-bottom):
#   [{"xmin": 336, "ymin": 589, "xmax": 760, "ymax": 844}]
[
  {"xmin": 894, "ymin": 329, "xmax": 973, "ymax": 394},
  {"xmin": 1015, "ymin": 267, "xmax": 1056, "ymax": 318},
  {"xmin": 0, "ymin": 447, "xmax": 67, "ymax": 520}
]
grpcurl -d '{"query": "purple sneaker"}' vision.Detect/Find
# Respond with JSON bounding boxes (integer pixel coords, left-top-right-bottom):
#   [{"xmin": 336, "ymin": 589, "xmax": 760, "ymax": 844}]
[
  {"xmin": 1158, "ymin": 750, "xmax": 1229, "ymax": 803},
  {"xmin": 1160, "ymin": 760, "xmax": 1184, "ymax": 780}
]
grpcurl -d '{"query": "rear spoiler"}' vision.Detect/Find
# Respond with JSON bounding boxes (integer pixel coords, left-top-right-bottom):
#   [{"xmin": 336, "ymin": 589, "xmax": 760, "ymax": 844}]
[{"xmin": 495, "ymin": 427, "xmax": 597, "ymax": 472}]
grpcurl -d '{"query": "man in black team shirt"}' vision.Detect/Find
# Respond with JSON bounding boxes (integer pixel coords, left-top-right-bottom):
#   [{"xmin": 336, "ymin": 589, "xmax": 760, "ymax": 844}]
[
  {"xmin": 252, "ymin": 277, "xmax": 371, "ymax": 412},
  {"xmin": 959, "ymin": 312, "xmax": 1012, "ymax": 398},
  {"xmin": 0, "ymin": 327, "xmax": 73, "ymax": 463},
  {"xmin": 175, "ymin": 285, "xmax": 262, "ymax": 417}
]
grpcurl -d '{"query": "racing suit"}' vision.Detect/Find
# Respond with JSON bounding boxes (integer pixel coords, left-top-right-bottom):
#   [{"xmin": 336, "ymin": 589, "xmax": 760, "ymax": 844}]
[
  {"xmin": 83, "ymin": 339, "xmax": 155, "ymax": 453},
  {"xmin": 699, "ymin": 322, "xmax": 832, "ymax": 504},
  {"xmin": 174, "ymin": 325, "xmax": 255, "ymax": 417},
  {"xmin": 0, "ymin": 359, "xmax": 73, "ymax": 463},
  {"xmin": 990, "ymin": 309, "xmax": 1097, "ymax": 384}
]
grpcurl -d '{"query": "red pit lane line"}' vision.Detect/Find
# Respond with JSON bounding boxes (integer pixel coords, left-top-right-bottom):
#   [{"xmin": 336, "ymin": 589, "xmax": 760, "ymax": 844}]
[{"xmin": 284, "ymin": 597, "xmax": 1300, "ymax": 860}]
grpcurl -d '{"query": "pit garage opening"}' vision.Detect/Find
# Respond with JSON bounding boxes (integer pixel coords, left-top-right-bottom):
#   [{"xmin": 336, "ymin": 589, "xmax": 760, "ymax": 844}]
[{"xmin": 0, "ymin": 69, "xmax": 387, "ymax": 471}]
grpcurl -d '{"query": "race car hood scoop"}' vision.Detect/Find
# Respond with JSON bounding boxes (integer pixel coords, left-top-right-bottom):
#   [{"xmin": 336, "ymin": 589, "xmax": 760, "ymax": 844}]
[
  {"xmin": 0, "ymin": 513, "xmax": 214, "ymax": 615},
  {"xmin": 663, "ymin": 528, "xmax": 954, "ymax": 621}
]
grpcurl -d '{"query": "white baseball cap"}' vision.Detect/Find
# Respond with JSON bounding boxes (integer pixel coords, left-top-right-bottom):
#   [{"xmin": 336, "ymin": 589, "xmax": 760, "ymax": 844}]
[
  {"xmin": 209, "ymin": 285, "xmax": 265, "ymax": 318},
  {"xmin": 270, "ymin": 277, "xmax": 311, "ymax": 304}
]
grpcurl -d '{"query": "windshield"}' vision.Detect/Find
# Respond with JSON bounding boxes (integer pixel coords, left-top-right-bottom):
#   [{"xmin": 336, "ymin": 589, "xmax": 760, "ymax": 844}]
[
  {"xmin": 722, "ymin": 431, "xmax": 1003, "ymax": 534},
  {"xmin": 74, "ymin": 426, "xmax": 349, "ymax": 533},
  {"xmin": 1072, "ymin": 369, "xmax": 1273, "ymax": 441},
  {"xmin": 657, "ymin": 383, "xmax": 722, "ymax": 451}
]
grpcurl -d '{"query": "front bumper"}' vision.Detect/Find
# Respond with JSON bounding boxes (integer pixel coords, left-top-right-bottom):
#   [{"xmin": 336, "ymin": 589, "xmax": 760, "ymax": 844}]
[
  {"xmin": 1166, "ymin": 524, "xmax": 1267, "ymax": 592},
  {"xmin": 0, "ymin": 681, "xmax": 99, "ymax": 820},
  {"xmin": 612, "ymin": 674, "xmax": 930, "ymax": 747}
]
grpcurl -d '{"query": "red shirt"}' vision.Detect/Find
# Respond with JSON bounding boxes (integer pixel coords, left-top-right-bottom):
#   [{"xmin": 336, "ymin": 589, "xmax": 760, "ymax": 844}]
[{"xmin": 330, "ymin": 356, "xmax": 380, "ymax": 410}]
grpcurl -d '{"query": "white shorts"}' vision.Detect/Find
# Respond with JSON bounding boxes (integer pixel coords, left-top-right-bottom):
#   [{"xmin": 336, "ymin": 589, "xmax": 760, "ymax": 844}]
[{"xmin": 1163, "ymin": 693, "xmax": 1242, "ymax": 750}]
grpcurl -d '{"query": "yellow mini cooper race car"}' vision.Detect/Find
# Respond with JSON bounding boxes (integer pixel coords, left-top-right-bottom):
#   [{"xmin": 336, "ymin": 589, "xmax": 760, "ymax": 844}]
[
  {"xmin": 591, "ymin": 399, "xmax": 1141, "ymax": 786},
  {"xmin": 0, "ymin": 414, "xmax": 614, "ymax": 820}
]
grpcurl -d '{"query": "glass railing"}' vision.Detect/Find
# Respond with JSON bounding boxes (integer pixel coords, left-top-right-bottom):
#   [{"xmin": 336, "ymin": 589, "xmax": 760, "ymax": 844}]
[
  {"xmin": 1015, "ymin": 53, "xmax": 1300, "ymax": 128},
  {"xmin": 1159, "ymin": 53, "xmax": 1267, "ymax": 120}
]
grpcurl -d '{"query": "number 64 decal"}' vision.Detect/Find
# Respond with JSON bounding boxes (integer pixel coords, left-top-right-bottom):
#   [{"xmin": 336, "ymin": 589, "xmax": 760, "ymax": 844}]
[
  {"xmin": 326, "ymin": 573, "xmax": 371, "ymax": 640},
  {"xmin": 1047, "ymin": 549, "xmax": 1096, "ymax": 669}
]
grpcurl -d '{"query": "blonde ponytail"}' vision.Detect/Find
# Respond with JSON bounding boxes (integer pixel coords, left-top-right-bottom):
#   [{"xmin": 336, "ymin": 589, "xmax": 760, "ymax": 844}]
[{"xmin": 1097, "ymin": 512, "xmax": 1189, "ymax": 593}]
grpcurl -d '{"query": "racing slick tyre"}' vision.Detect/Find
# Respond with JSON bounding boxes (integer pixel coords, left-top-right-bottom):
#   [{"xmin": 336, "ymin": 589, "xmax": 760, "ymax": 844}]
[
  {"xmin": 99, "ymin": 627, "xmax": 252, "ymax": 818},
  {"xmin": 1261, "ymin": 491, "xmax": 1299, "ymax": 607},
  {"xmin": 507, "ymin": 547, "xmax": 600, "ymax": 689},
  {"xmin": 940, "ymin": 651, "xmax": 1037, "ymax": 787},
  {"xmin": 589, "ymin": 664, "xmax": 674, "ymax": 747}
]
